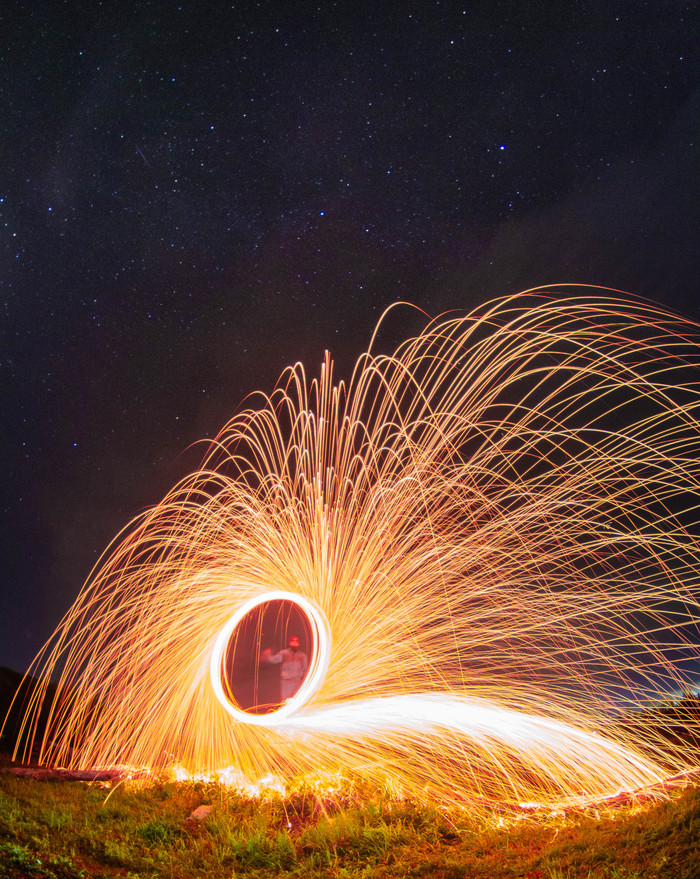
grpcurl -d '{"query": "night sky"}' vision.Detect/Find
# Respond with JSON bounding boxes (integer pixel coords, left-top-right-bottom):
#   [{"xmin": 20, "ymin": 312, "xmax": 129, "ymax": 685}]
[{"xmin": 1, "ymin": 1, "xmax": 698, "ymax": 673}]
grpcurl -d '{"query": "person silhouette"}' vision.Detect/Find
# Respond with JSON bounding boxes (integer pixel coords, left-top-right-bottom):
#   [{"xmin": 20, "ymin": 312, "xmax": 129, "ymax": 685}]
[{"xmin": 261, "ymin": 635, "xmax": 309, "ymax": 700}]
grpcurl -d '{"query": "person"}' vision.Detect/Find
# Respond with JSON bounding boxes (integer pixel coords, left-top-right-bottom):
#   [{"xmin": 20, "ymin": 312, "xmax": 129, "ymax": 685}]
[{"xmin": 261, "ymin": 635, "xmax": 309, "ymax": 701}]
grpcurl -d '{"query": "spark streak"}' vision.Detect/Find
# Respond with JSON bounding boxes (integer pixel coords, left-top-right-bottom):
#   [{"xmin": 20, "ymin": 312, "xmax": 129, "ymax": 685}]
[{"xmin": 12, "ymin": 288, "xmax": 700, "ymax": 811}]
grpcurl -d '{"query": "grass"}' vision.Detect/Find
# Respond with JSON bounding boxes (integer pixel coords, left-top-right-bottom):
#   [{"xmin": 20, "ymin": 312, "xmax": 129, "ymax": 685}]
[{"xmin": 0, "ymin": 766, "xmax": 699, "ymax": 879}]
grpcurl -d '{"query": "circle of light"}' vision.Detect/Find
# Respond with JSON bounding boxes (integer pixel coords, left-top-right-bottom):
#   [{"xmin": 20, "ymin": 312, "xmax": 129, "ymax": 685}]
[{"xmin": 209, "ymin": 590, "xmax": 331, "ymax": 725}]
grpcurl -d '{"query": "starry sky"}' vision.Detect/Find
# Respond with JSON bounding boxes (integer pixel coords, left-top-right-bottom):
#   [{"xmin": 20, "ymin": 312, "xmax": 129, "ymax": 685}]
[{"xmin": 1, "ymin": 1, "xmax": 698, "ymax": 673}]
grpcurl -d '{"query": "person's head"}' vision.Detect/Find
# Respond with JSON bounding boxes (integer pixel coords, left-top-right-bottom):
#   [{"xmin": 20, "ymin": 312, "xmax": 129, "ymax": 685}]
[{"xmin": 288, "ymin": 635, "xmax": 300, "ymax": 652}]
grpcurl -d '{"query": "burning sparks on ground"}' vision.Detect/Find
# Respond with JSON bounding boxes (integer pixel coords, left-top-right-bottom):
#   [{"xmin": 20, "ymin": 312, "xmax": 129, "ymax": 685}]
[{"xmin": 11, "ymin": 289, "xmax": 700, "ymax": 812}]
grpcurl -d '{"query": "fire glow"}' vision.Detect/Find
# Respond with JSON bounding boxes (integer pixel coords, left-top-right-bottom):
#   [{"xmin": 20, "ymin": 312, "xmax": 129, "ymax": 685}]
[{"xmin": 13, "ymin": 289, "xmax": 700, "ymax": 812}]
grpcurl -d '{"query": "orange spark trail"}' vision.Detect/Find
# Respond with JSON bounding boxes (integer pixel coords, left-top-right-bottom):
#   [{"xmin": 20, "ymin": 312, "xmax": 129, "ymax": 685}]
[{"xmin": 10, "ymin": 288, "xmax": 700, "ymax": 811}]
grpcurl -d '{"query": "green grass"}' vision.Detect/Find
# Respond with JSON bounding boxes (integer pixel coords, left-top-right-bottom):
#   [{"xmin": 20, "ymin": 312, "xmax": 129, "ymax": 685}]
[{"xmin": 0, "ymin": 770, "xmax": 698, "ymax": 879}]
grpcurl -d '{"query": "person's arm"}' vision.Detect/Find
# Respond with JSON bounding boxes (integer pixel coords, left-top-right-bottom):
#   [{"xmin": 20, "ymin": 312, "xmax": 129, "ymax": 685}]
[{"xmin": 260, "ymin": 648, "xmax": 284, "ymax": 664}]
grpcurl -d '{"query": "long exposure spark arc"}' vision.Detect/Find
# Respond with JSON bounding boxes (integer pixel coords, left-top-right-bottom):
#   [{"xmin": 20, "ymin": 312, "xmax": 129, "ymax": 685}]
[{"xmin": 10, "ymin": 287, "xmax": 700, "ymax": 812}]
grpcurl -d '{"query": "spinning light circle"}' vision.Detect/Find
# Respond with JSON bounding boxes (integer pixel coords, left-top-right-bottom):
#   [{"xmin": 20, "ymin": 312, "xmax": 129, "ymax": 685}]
[{"xmin": 210, "ymin": 591, "xmax": 331, "ymax": 725}]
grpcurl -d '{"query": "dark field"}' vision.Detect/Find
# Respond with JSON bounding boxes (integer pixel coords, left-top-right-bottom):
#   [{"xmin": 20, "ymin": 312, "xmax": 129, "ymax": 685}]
[
  {"xmin": 0, "ymin": 759, "xmax": 699, "ymax": 879},
  {"xmin": 3, "ymin": 667, "xmax": 700, "ymax": 878}
]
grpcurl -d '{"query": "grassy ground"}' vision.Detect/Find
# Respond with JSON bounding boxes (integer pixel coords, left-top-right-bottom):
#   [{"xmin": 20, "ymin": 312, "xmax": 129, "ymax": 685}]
[{"xmin": 0, "ymin": 764, "xmax": 699, "ymax": 879}]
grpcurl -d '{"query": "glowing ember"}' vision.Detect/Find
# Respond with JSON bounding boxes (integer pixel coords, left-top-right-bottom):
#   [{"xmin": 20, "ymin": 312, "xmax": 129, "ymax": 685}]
[{"xmin": 11, "ymin": 289, "xmax": 700, "ymax": 811}]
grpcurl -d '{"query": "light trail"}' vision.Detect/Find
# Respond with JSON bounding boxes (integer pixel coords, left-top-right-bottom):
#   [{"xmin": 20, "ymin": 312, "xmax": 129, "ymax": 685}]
[
  {"xmin": 10, "ymin": 287, "xmax": 700, "ymax": 811},
  {"xmin": 210, "ymin": 591, "xmax": 331, "ymax": 724}
]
